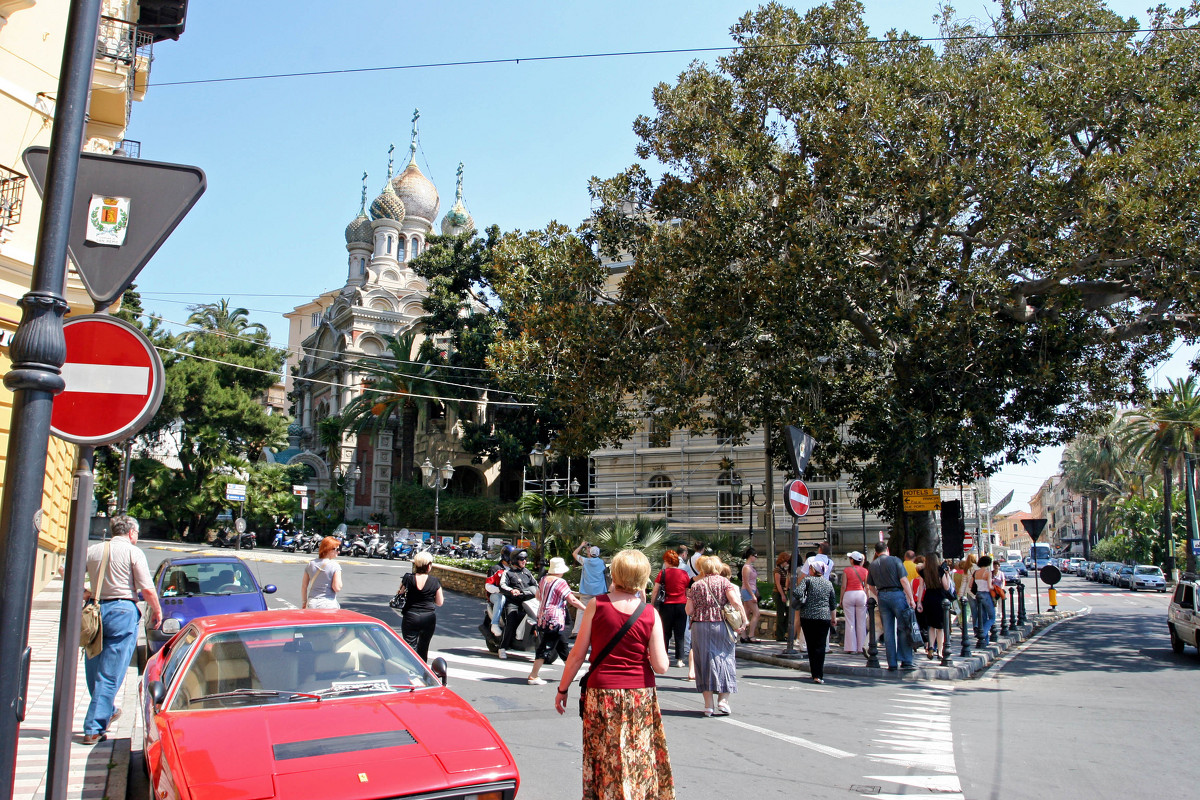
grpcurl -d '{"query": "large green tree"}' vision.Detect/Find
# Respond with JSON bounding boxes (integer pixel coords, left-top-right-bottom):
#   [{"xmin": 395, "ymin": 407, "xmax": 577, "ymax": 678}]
[
  {"xmin": 492, "ymin": 0, "xmax": 1200, "ymax": 554},
  {"xmin": 137, "ymin": 300, "xmax": 288, "ymax": 540}
]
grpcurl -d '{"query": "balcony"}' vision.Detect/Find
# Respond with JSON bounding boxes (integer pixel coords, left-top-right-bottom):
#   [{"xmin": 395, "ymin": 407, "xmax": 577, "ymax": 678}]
[
  {"xmin": 91, "ymin": 16, "xmax": 155, "ymax": 135},
  {"xmin": 1, "ymin": 163, "xmax": 26, "ymax": 241}
]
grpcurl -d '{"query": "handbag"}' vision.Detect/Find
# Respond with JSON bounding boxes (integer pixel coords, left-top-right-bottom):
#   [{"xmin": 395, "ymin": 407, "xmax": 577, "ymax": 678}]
[
  {"xmin": 722, "ymin": 601, "xmax": 746, "ymax": 642},
  {"xmin": 578, "ymin": 599, "xmax": 646, "ymax": 718},
  {"xmin": 81, "ymin": 542, "xmax": 111, "ymax": 659},
  {"xmin": 652, "ymin": 574, "xmax": 666, "ymax": 608},
  {"xmin": 389, "ymin": 574, "xmax": 410, "ymax": 611},
  {"xmin": 790, "ymin": 576, "xmax": 809, "ymax": 607},
  {"xmin": 907, "ymin": 606, "xmax": 923, "ymax": 648}
]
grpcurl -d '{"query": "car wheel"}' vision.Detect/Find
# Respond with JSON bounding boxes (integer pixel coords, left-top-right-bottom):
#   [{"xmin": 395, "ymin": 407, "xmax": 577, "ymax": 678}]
[{"xmin": 1170, "ymin": 625, "xmax": 1184, "ymax": 654}]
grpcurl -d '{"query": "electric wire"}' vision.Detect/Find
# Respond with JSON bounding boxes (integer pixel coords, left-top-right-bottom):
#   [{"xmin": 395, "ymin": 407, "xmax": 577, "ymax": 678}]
[{"xmin": 147, "ymin": 26, "xmax": 1199, "ymax": 89}]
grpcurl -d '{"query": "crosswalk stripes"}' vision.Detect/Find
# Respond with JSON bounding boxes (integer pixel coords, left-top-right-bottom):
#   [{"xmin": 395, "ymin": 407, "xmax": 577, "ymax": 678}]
[
  {"xmin": 858, "ymin": 686, "xmax": 962, "ymax": 798},
  {"xmin": 428, "ymin": 647, "xmax": 592, "ymax": 683}
]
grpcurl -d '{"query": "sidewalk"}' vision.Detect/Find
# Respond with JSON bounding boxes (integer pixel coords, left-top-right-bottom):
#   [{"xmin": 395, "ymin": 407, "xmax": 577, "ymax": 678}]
[
  {"xmin": 736, "ymin": 609, "xmax": 1081, "ymax": 681},
  {"xmin": 14, "ymin": 578, "xmax": 139, "ymax": 800}
]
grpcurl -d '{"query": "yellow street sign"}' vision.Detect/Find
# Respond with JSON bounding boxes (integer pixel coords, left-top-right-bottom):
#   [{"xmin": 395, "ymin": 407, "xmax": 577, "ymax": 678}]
[
  {"xmin": 903, "ymin": 488, "xmax": 940, "ymax": 498},
  {"xmin": 904, "ymin": 496, "xmax": 942, "ymax": 512}
]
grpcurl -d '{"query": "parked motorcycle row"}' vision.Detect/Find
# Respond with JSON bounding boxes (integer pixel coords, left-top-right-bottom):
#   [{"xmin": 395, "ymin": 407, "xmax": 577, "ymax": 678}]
[{"xmin": 249, "ymin": 527, "xmax": 484, "ymax": 561}]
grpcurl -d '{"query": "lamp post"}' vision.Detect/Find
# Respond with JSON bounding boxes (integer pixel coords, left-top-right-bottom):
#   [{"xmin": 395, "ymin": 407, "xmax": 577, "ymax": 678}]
[
  {"xmin": 529, "ymin": 442, "xmax": 549, "ymax": 569},
  {"xmin": 421, "ymin": 458, "xmax": 455, "ymax": 541},
  {"xmin": 342, "ymin": 463, "xmax": 360, "ymax": 523}
]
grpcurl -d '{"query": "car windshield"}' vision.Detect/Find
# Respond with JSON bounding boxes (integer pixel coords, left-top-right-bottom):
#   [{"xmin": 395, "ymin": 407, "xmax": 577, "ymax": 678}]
[
  {"xmin": 1134, "ymin": 566, "xmax": 1162, "ymax": 576},
  {"xmin": 170, "ymin": 623, "xmax": 437, "ymax": 711},
  {"xmin": 160, "ymin": 562, "xmax": 258, "ymax": 597}
]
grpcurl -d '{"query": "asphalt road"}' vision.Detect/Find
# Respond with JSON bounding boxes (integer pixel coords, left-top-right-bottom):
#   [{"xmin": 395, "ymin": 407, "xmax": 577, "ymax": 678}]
[{"xmin": 133, "ymin": 545, "xmax": 1200, "ymax": 799}]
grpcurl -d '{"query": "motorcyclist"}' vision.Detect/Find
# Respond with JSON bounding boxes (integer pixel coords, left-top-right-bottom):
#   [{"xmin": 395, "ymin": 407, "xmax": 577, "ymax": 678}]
[
  {"xmin": 485, "ymin": 545, "xmax": 514, "ymax": 637},
  {"xmin": 497, "ymin": 549, "xmax": 537, "ymax": 658}
]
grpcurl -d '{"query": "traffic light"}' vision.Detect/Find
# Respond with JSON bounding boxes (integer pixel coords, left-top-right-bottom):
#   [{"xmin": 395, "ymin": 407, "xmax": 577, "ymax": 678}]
[{"xmin": 941, "ymin": 500, "xmax": 965, "ymax": 559}]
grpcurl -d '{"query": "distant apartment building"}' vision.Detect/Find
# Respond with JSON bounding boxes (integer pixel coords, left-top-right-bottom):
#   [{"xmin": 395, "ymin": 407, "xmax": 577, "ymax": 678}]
[{"xmin": 1029, "ymin": 475, "xmax": 1084, "ymax": 555}]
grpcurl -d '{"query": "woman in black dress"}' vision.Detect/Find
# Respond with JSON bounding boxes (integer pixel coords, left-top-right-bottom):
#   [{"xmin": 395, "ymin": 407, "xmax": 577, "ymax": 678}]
[
  {"xmin": 917, "ymin": 554, "xmax": 951, "ymax": 660},
  {"xmin": 397, "ymin": 550, "xmax": 444, "ymax": 661}
]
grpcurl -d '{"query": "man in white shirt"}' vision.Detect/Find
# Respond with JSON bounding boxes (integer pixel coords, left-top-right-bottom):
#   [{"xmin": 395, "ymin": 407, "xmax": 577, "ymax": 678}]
[
  {"xmin": 801, "ymin": 542, "xmax": 834, "ymax": 580},
  {"xmin": 82, "ymin": 515, "xmax": 161, "ymax": 744}
]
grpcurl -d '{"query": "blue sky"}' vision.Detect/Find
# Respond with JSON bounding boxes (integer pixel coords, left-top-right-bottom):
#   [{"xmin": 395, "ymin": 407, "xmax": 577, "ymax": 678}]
[{"xmin": 124, "ymin": 1, "xmax": 1195, "ymax": 510}]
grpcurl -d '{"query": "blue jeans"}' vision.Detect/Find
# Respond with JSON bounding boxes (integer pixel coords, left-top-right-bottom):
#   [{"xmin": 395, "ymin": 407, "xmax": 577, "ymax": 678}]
[
  {"xmin": 490, "ymin": 594, "xmax": 507, "ymax": 627},
  {"xmin": 84, "ymin": 600, "xmax": 140, "ymax": 735},
  {"xmin": 977, "ymin": 593, "xmax": 996, "ymax": 644},
  {"xmin": 877, "ymin": 590, "xmax": 913, "ymax": 669}
]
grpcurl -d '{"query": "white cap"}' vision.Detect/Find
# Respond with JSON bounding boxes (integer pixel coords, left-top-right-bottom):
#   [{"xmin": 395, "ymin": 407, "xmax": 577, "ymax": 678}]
[{"xmin": 589, "ymin": 546, "xmax": 600, "ymax": 557}]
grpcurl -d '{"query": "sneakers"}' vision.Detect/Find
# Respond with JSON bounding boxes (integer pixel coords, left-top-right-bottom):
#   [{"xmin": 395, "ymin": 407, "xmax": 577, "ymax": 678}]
[
  {"xmin": 81, "ymin": 733, "xmax": 106, "ymax": 745},
  {"xmin": 490, "ymin": 624, "xmax": 502, "ymax": 637},
  {"xmin": 527, "ymin": 677, "xmax": 547, "ymax": 685},
  {"xmin": 497, "ymin": 648, "xmax": 507, "ymax": 660}
]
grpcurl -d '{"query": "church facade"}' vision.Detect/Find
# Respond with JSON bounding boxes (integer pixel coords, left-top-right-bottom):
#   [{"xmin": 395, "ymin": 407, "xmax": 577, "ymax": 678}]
[{"xmin": 278, "ymin": 114, "xmax": 497, "ymax": 521}]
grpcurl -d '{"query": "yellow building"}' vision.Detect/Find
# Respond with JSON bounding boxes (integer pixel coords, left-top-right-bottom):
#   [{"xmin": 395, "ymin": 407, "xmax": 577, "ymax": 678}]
[{"xmin": 0, "ymin": 0, "xmax": 186, "ymax": 591}]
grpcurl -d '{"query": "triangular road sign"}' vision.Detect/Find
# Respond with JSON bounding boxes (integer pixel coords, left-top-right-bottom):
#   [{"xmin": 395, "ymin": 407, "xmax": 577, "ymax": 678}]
[
  {"xmin": 1020, "ymin": 517, "xmax": 1048, "ymax": 541},
  {"xmin": 22, "ymin": 147, "xmax": 206, "ymax": 307}
]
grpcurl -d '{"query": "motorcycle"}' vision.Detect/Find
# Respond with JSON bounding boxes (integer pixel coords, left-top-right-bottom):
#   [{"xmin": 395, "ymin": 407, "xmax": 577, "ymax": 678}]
[
  {"xmin": 280, "ymin": 531, "xmax": 299, "ymax": 552},
  {"xmin": 480, "ymin": 584, "xmax": 540, "ymax": 655},
  {"xmin": 348, "ymin": 533, "xmax": 370, "ymax": 558},
  {"xmin": 338, "ymin": 534, "xmax": 354, "ymax": 557},
  {"xmin": 211, "ymin": 527, "xmax": 233, "ymax": 547},
  {"xmin": 271, "ymin": 528, "xmax": 286, "ymax": 548},
  {"xmin": 368, "ymin": 533, "xmax": 390, "ymax": 559}
]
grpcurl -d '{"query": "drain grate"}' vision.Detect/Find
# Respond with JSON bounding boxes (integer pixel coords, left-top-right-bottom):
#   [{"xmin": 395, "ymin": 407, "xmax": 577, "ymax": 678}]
[{"xmin": 849, "ymin": 786, "xmax": 881, "ymax": 794}]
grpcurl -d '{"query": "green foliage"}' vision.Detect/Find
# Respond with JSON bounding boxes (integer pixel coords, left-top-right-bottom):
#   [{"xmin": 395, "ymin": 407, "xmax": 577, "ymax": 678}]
[
  {"xmin": 594, "ymin": 517, "xmax": 668, "ymax": 561},
  {"xmin": 391, "ymin": 480, "xmax": 511, "ymax": 530},
  {"xmin": 490, "ymin": 0, "xmax": 1200, "ymax": 556}
]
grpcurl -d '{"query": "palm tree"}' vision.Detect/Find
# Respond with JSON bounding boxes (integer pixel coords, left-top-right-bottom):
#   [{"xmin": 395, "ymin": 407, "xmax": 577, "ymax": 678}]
[
  {"xmin": 1122, "ymin": 377, "xmax": 1200, "ymax": 571},
  {"xmin": 1061, "ymin": 419, "xmax": 1129, "ymax": 553},
  {"xmin": 184, "ymin": 299, "xmax": 267, "ymax": 341},
  {"xmin": 339, "ymin": 330, "xmax": 467, "ymax": 483}
]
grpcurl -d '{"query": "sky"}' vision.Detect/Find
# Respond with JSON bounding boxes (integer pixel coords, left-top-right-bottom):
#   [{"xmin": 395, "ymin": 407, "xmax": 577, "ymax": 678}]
[{"xmin": 122, "ymin": 0, "xmax": 1196, "ymax": 513}]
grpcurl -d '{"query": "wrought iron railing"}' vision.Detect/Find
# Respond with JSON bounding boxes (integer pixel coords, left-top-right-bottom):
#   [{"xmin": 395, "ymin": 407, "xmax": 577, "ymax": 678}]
[
  {"xmin": 115, "ymin": 139, "xmax": 141, "ymax": 158},
  {"xmin": 0, "ymin": 164, "xmax": 27, "ymax": 229},
  {"xmin": 96, "ymin": 16, "xmax": 155, "ymax": 126}
]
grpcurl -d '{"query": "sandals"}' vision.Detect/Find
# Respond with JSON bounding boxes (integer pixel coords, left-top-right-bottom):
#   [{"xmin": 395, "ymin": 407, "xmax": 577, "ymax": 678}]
[
  {"xmin": 715, "ymin": 701, "xmax": 731, "ymax": 716},
  {"xmin": 703, "ymin": 707, "xmax": 714, "ymax": 717}
]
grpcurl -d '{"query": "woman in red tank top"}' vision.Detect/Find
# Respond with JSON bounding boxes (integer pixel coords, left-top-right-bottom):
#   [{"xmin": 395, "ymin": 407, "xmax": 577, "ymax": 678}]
[{"xmin": 554, "ymin": 549, "xmax": 673, "ymax": 799}]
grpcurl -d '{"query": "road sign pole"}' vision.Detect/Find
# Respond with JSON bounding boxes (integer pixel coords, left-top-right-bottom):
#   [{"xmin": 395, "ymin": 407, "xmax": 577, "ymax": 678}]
[
  {"xmin": 0, "ymin": 1, "xmax": 102, "ymax": 795},
  {"xmin": 46, "ymin": 446, "xmax": 94, "ymax": 800},
  {"xmin": 780, "ymin": 517, "xmax": 802, "ymax": 659}
]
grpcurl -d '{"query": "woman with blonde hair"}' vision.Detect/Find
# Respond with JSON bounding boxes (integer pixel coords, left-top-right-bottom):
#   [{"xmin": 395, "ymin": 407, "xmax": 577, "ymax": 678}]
[
  {"xmin": 396, "ymin": 550, "xmax": 444, "ymax": 661},
  {"xmin": 555, "ymin": 549, "xmax": 673, "ymax": 799},
  {"xmin": 301, "ymin": 536, "xmax": 343, "ymax": 609},
  {"xmin": 687, "ymin": 555, "xmax": 747, "ymax": 716}
]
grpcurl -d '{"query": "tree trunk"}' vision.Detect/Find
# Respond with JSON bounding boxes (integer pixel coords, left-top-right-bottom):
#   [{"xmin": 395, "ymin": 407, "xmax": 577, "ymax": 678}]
[{"xmin": 1163, "ymin": 459, "xmax": 1174, "ymax": 578}]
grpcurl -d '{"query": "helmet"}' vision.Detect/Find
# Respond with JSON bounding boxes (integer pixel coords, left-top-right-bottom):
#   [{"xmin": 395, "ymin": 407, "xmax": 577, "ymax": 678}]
[
  {"xmin": 514, "ymin": 550, "xmax": 529, "ymax": 562},
  {"xmin": 500, "ymin": 544, "xmax": 515, "ymax": 562}
]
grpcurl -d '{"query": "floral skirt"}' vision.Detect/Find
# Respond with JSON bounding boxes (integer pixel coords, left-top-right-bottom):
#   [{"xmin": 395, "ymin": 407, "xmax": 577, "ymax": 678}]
[{"xmin": 582, "ymin": 687, "xmax": 674, "ymax": 800}]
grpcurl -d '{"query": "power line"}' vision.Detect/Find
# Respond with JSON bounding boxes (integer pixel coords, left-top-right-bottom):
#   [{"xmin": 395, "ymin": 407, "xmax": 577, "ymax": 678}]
[{"xmin": 147, "ymin": 26, "xmax": 1197, "ymax": 89}]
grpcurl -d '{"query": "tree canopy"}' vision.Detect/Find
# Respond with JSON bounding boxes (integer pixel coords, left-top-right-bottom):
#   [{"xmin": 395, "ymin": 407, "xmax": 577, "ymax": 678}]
[{"xmin": 490, "ymin": 0, "xmax": 1200, "ymax": 552}]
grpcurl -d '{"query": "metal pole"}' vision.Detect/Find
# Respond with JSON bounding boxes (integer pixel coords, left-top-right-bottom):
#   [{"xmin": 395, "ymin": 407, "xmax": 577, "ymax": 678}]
[
  {"xmin": 1033, "ymin": 560, "xmax": 1042, "ymax": 616},
  {"xmin": 1017, "ymin": 581, "xmax": 1027, "ymax": 625},
  {"xmin": 1163, "ymin": 458, "xmax": 1175, "ymax": 580},
  {"xmin": 959, "ymin": 593, "xmax": 972, "ymax": 658},
  {"xmin": 940, "ymin": 598, "xmax": 952, "ymax": 667},
  {"xmin": 45, "ymin": 447, "xmax": 94, "ymax": 800},
  {"xmin": 0, "ymin": 2, "xmax": 102, "ymax": 794},
  {"xmin": 1184, "ymin": 453, "xmax": 1197, "ymax": 575},
  {"xmin": 999, "ymin": 584, "xmax": 1008, "ymax": 635},
  {"xmin": 865, "ymin": 597, "xmax": 879, "ymax": 668},
  {"xmin": 117, "ymin": 439, "xmax": 132, "ymax": 514},
  {"xmin": 1008, "ymin": 586, "xmax": 1017, "ymax": 632},
  {"xmin": 433, "ymin": 479, "xmax": 440, "ymax": 541},
  {"xmin": 780, "ymin": 517, "xmax": 801, "ymax": 658}
]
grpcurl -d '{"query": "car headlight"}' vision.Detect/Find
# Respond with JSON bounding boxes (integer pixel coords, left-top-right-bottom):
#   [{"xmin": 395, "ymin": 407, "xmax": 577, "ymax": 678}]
[{"xmin": 160, "ymin": 618, "xmax": 181, "ymax": 635}]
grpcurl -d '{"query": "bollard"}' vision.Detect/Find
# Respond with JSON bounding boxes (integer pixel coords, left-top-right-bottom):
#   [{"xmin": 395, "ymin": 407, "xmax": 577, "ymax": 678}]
[
  {"xmin": 1017, "ymin": 582, "xmax": 1027, "ymax": 625},
  {"xmin": 999, "ymin": 588, "xmax": 1008, "ymax": 635},
  {"xmin": 941, "ymin": 598, "xmax": 953, "ymax": 667},
  {"xmin": 865, "ymin": 597, "xmax": 880, "ymax": 669},
  {"xmin": 1009, "ymin": 586, "xmax": 1018, "ymax": 632},
  {"xmin": 960, "ymin": 596, "xmax": 972, "ymax": 658},
  {"xmin": 1048, "ymin": 586, "xmax": 1058, "ymax": 611}
]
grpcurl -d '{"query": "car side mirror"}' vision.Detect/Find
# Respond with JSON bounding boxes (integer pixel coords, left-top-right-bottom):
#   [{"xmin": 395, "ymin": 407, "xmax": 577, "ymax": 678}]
[
  {"xmin": 430, "ymin": 657, "xmax": 448, "ymax": 686},
  {"xmin": 263, "ymin": 584, "xmax": 277, "ymax": 594},
  {"xmin": 149, "ymin": 680, "xmax": 167, "ymax": 709}
]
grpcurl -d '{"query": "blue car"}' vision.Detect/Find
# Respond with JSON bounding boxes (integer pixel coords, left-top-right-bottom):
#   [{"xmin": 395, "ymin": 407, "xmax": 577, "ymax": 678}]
[{"xmin": 146, "ymin": 555, "xmax": 277, "ymax": 655}]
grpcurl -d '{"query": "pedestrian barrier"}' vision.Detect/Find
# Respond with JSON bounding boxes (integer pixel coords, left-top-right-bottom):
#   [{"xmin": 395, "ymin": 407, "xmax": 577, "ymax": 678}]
[
  {"xmin": 865, "ymin": 596, "xmax": 880, "ymax": 669},
  {"xmin": 940, "ymin": 598, "xmax": 953, "ymax": 667}
]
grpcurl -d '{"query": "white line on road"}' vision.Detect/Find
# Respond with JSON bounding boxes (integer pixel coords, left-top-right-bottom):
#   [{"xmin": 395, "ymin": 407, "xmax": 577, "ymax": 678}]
[
  {"xmin": 432, "ymin": 652, "xmax": 556, "ymax": 675},
  {"xmin": 740, "ymin": 679, "xmax": 831, "ymax": 694},
  {"xmin": 717, "ymin": 717, "xmax": 854, "ymax": 759},
  {"xmin": 868, "ymin": 752, "xmax": 956, "ymax": 772}
]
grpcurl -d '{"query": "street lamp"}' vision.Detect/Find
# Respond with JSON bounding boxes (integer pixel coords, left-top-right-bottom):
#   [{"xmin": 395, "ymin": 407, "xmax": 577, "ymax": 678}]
[
  {"xmin": 529, "ymin": 442, "xmax": 549, "ymax": 569},
  {"xmin": 421, "ymin": 458, "xmax": 455, "ymax": 541},
  {"xmin": 341, "ymin": 463, "xmax": 360, "ymax": 522}
]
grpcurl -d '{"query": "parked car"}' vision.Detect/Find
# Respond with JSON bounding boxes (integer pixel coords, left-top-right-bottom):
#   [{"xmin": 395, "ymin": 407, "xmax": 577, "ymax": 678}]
[
  {"xmin": 1168, "ymin": 577, "xmax": 1200, "ymax": 654},
  {"xmin": 1115, "ymin": 564, "xmax": 1135, "ymax": 589},
  {"xmin": 1129, "ymin": 564, "xmax": 1166, "ymax": 592},
  {"xmin": 146, "ymin": 556, "xmax": 277, "ymax": 657},
  {"xmin": 1068, "ymin": 558, "xmax": 1086, "ymax": 575},
  {"xmin": 140, "ymin": 610, "xmax": 519, "ymax": 800},
  {"xmin": 1010, "ymin": 560, "xmax": 1029, "ymax": 577},
  {"xmin": 1100, "ymin": 562, "xmax": 1123, "ymax": 584},
  {"xmin": 1084, "ymin": 561, "xmax": 1103, "ymax": 581}
]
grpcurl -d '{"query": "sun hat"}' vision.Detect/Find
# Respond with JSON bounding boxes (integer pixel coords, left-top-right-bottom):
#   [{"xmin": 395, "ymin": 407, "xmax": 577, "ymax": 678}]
[
  {"xmin": 848, "ymin": 551, "xmax": 864, "ymax": 563},
  {"xmin": 588, "ymin": 546, "xmax": 601, "ymax": 557},
  {"xmin": 547, "ymin": 557, "xmax": 570, "ymax": 575}
]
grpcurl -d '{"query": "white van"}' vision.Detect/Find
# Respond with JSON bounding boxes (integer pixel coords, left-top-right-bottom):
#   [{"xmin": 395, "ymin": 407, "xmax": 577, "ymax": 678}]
[{"xmin": 1006, "ymin": 549, "xmax": 1022, "ymax": 564}]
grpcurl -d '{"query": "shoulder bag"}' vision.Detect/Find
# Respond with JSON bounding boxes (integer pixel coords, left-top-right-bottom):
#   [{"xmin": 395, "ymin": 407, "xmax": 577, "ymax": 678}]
[
  {"xmin": 578, "ymin": 599, "xmax": 646, "ymax": 718},
  {"xmin": 652, "ymin": 572, "xmax": 666, "ymax": 608},
  {"xmin": 81, "ymin": 542, "xmax": 111, "ymax": 659},
  {"xmin": 389, "ymin": 573, "xmax": 411, "ymax": 611}
]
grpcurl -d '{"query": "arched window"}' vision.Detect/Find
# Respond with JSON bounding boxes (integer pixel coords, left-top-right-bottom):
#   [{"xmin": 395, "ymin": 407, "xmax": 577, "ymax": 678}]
[
  {"xmin": 648, "ymin": 475, "xmax": 672, "ymax": 517},
  {"xmin": 386, "ymin": 236, "xmax": 392, "ymax": 254},
  {"xmin": 397, "ymin": 237, "xmax": 406, "ymax": 261},
  {"xmin": 358, "ymin": 258, "xmax": 365, "ymax": 275},
  {"xmin": 411, "ymin": 238, "xmax": 421, "ymax": 257},
  {"xmin": 718, "ymin": 469, "xmax": 742, "ymax": 523}
]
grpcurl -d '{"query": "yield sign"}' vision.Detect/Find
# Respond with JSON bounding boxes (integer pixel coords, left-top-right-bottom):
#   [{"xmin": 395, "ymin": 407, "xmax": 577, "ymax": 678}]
[
  {"xmin": 50, "ymin": 315, "xmax": 164, "ymax": 446},
  {"xmin": 785, "ymin": 479, "xmax": 811, "ymax": 518}
]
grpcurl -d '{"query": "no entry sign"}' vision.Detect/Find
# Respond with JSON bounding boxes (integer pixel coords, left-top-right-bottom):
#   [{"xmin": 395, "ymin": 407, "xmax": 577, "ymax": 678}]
[
  {"xmin": 785, "ymin": 479, "xmax": 811, "ymax": 518},
  {"xmin": 50, "ymin": 315, "xmax": 164, "ymax": 446}
]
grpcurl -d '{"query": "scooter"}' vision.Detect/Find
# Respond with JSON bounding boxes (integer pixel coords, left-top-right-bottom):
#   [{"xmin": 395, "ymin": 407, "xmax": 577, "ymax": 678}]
[
  {"xmin": 280, "ymin": 531, "xmax": 299, "ymax": 552},
  {"xmin": 272, "ymin": 528, "xmax": 286, "ymax": 548},
  {"xmin": 348, "ymin": 533, "xmax": 370, "ymax": 558},
  {"xmin": 368, "ymin": 534, "xmax": 390, "ymax": 559},
  {"xmin": 338, "ymin": 534, "xmax": 354, "ymax": 557},
  {"xmin": 211, "ymin": 527, "xmax": 234, "ymax": 547},
  {"xmin": 480, "ymin": 586, "xmax": 540, "ymax": 655}
]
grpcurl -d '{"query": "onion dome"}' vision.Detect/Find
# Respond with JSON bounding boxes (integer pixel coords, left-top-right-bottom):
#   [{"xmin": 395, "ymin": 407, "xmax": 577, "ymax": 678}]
[
  {"xmin": 369, "ymin": 181, "xmax": 406, "ymax": 223},
  {"xmin": 345, "ymin": 212, "xmax": 373, "ymax": 245},
  {"xmin": 392, "ymin": 162, "xmax": 439, "ymax": 223},
  {"xmin": 441, "ymin": 162, "xmax": 474, "ymax": 235}
]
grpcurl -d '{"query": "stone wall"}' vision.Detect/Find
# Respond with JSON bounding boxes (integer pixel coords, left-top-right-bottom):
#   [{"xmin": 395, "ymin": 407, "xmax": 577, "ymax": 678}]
[{"xmin": 432, "ymin": 562, "xmax": 488, "ymax": 598}]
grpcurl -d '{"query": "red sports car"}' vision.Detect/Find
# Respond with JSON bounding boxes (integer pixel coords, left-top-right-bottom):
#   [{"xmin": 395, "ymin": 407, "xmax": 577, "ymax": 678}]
[{"xmin": 140, "ymin": 609, "xmax": 519, "ymax": 800}]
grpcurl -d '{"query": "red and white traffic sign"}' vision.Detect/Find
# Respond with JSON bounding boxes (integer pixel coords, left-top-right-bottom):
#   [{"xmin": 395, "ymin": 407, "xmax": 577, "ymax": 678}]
[
  {"xmin": 50, "ymin": 314, "xmax": 164, "ymax": 446},
  {"xmin": 785, "ymin": 479, "xmax": 811, "ymax": 518},
  {"xmin": 963, "ymin": 532, "xmax": 975, "ymax": 550}
]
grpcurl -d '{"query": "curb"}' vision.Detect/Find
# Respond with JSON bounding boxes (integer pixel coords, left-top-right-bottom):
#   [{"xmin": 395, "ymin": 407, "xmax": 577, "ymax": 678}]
[
  {"xmin": 107, "ymin": 738, "xmax": 131, "ymax": 800},
  {"xmin": 736, "ymin": 611, "xmax": 1080, "ymax": 681}
]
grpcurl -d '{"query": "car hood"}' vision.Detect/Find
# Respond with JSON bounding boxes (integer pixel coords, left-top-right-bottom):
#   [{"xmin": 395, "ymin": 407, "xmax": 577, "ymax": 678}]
[
  {"xmin": 161, "ymin": 593, "xmax": 268, "ymax": 625},
  {"xmin": 167, "ymin": 689, "xmax": 515, "ymax": 800}
]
